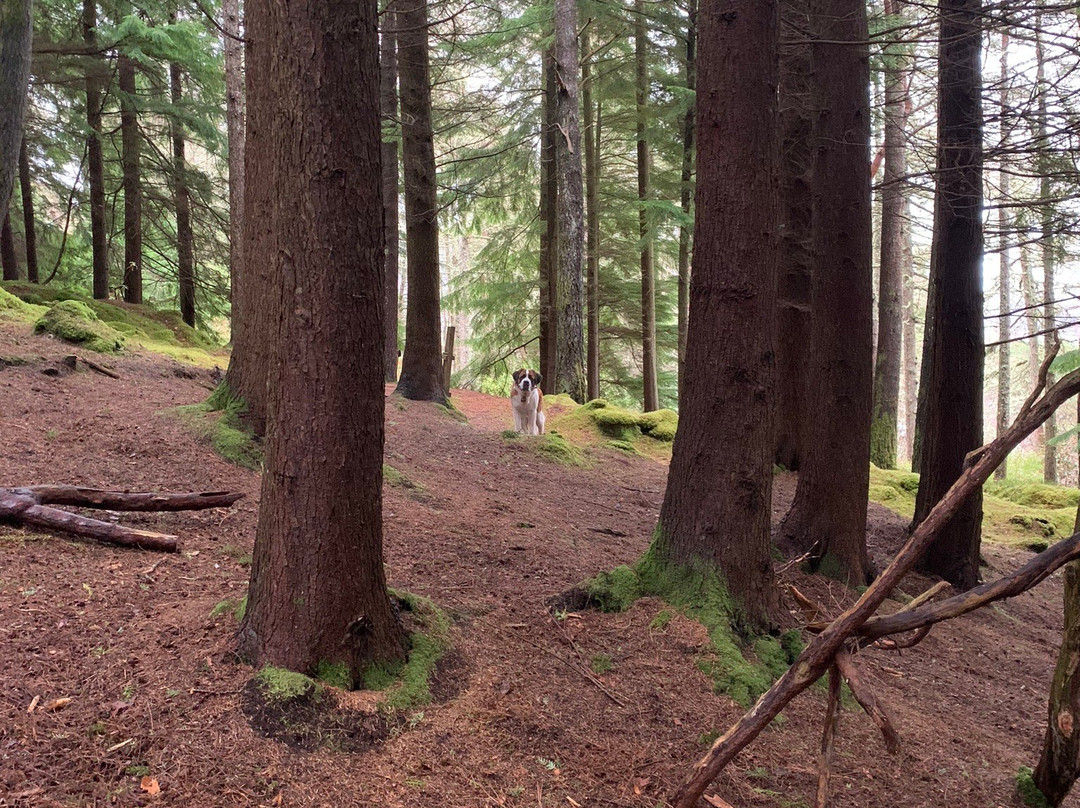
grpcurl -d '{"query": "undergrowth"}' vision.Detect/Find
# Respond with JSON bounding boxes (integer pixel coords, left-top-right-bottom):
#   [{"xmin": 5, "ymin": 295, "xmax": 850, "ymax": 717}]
[
  {"xmin": 164, "ymin": 382, "xmax": 262, "ymax": 469},
  {"xmin": 1015, "ymin": 766, "xmax": 1051, "ymax": 808}
]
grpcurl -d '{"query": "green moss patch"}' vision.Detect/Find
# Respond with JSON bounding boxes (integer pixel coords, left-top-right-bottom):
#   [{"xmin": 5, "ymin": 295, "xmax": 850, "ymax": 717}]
[
  {"xmin": 256, "ymin": 665, "xmax": 323, "ymax": 703},
  {"xmin": 368, "ymin": 589, "xmax": 452, "ymax": 713},
  {"xmin": 578, "ymin": 541, "xmax": 803, "ymax": 706},
  {"xmin": 383, "ymin": 464, "xmax": 423, "ymax": 490},
  {"xmin": 543, "ymin": 398, "xmax": 677, "ymax": 462},
  {"xmin": 1015, "ymin": 766, "xmax": 1050, "ymax": 808},
  {"xmin": 34, "ymin": 300, "xmax": 125, "ymax": 353},
  {"xmin": 163, "ymin": 383, "xmax": 262, "ymax": 470},
  {"xmin": 0, "ymin": 286, "xmax": 46, "ymax": 321}
]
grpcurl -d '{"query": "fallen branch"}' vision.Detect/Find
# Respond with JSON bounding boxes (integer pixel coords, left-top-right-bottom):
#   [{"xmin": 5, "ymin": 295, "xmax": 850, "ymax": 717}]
[
  {"xmin": 834, "ymin": 649, "xmax": 900, "ymax": 754},
  {"xmin": 814, "ymin": 667, "xmax": 841, "ymax": 808},
  {"xmin": 0, "ymin": 486, "xmax": 244, "ymax": 553},
  {"xmin": 671, "ymin": 365, "xmax": 1080, "ymax": 808},
  {"xmin": 78, "ymin": 356, "xmax": 121, "ymax": 379}
]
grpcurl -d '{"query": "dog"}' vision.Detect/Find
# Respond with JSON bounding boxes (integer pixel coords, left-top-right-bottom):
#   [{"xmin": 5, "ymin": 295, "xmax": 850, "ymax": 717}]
[{"xmin": 510, "ymin": 368, "xmax": 545, "ymax": 435}]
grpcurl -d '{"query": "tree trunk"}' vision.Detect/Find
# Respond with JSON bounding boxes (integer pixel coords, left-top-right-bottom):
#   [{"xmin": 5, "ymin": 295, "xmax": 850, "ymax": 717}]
[
  {"xmin": 654, "ymin": 0, "xmax": 781, "ymax": 633},
  {"xmin": 553, "ymin": 0, "xmax": 586, "ymax": 403},
  {"xmin": 901, "ymin": 223, "xmax": 917, "ymax": 462},
  {"xmin": 1033, "ymin": 479, "xmax": 1080, "ymax": 806},
  {"xmin": 869, "ymin": 0, "xmax": 909, "ymax": 471},
  {"xmin": 0, "ymin": 212, "xmax": 17, "ymax": 280},
  {"xmin": 237, "ymin": 0, "xmax": 408, "ymax": 682},
  {"xmin": 119, "ymin": 45, "xmax": 143, "ymax": 304},
  {"xmin": 171, "ymin": 57, "xmax": 195, "ymax": 327},
  {"xmin": 912, "ymin": 0, "xmax": 983, "ymax": 590},
  {"xmin": 0, "ymin": 0, "xmax": 31, "ymax": 219},
  {"xmin": 582, "ymin": 23, "xmax": 601, "ymax": 402},
  {"xmin": 635, "ymin": 0, "xmax": 658, "ymax": 412},
  {"xmin": 222, "ymin": 0, "xmax": 245, "ymax": 337},
  {"xmin": 676, "ymin": 0, "xmax": 695, "ymax": 405},
  {"xmin": 995, "ymin": 33, "xmax": 1011, "ymax": 480},
  {"xmin": 381, "ymin": 0, "xmax": 400, "ymax": 382},
  {"xmin": 778, "ymin": 0, "xmax": 873, "ymax": 586},
  {"xmin": 394, "ymin": 0, "xmax": 445, "ymax": 403},
  {"xmin": 83, "ymin": 0, "xmax": 109, "ymax": 300},
  {"xmin": 18, "ymin": 137, "xmax": 37, "ymax": 283},
  {"xmin": 539, "ymin": 46, "xmax": 558, "ymax": 390},
  {"xmin": 1037, "ymin": 20, "xmax": 1057, "ymax": 484},
  {"xmin": 774, "ymin": 0, "xmax": 813, "ymax": 472}
]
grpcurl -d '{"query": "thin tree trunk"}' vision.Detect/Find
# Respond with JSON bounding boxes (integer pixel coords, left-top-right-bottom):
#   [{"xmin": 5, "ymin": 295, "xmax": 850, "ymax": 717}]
[
  {"xmin": 912, "ymin": 0, "xmax": 984, "ymax": 590},
  {"xmin": 582, "ymin": 22, "xmax": 600, "ymax": 402},
  {"xmin": 0, "ymin": 0, "xmax": 32, "ymax": 219},
  {"xmin": 119, "ymin": 44, "xmax": 143, "ymax": 304},
  {"xmin": 676, "ymin": 0, "xmax": 695, "ymax": 404},
  {"xmin": 222, "ymin": 0, "xmax": 245, "ymax": 337},
  {"xmin": 0, "ymin": 213, "xmax": 17, "ymax": 280},
  {"xmin": 237, "ymin": 0, "xmax": 408, "ymax": 680},
  {"xmin": 995, "ymin": 32, "xmax": 1012, "ymax": 480},
  {"xmin": 635, "ymin": 0, "xmax": 658, "ymax": 412},
  {"xmin": 539, "ymin": 46, "xmax": 558, "ymax": 390},
  {"xmin": 381, "ymin": 0, "xmax": 400, "ymax": 382},
  {"xmin": 394, "ymin": 0, "xmax": 446, "ymax": 403},
  {"xmin": 778, "ymin": 0, "xmax": 874, "ymax": 586},
  {"xmin": 775, "ymin": 0, "xmax": 813, "ymax": 471},
  {"xmin": 870, "ymin": 0, "xmax": 908, "ymax": 470},
  {"xmin": 655, "ymin": 0, "xmax": 781, "ymax": 632},
  {"xmin": 1037, "ymin": 19, "xmax": 1057, "ymax": 484},
  {"xmin": 84, "ymin": 0, "xmax": 108, "ymax": 300},
  {"xmin": 901, "ymin": 226, "xmax": 917, "ymax": 462},
  {"xmin": 18, "ymin": 137, "xmax": 37, "ymax": 283},
  {"xmin": 171, "ymin": 55, "xmax": 195, "ymax": 327},
  {"xmin": 554, "ymin": 0, "xmax": 586, "ymax": 403}
]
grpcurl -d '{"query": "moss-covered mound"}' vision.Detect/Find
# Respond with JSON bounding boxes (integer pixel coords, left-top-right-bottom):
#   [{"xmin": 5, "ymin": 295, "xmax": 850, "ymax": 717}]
[
  {"xmin": 34, "ymin": 300, "xmax": 125, "ymax": 353},
  {"xmin": 543, "ymin": 397, "xmax": 678, "ymax": 461},
  {"xmin": 0, "ymin": 286, "xmax": 46, "ymax": 320}
]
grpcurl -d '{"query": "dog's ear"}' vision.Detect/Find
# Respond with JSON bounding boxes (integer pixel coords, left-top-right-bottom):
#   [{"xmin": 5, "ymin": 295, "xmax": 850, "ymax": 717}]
[
  {"xmin": 512, "ymin": 368, "xmax": 525, "ymax": 383},
  {"xmin": 530, "ymin": 370, "xmax": 542, "ymax": 388}
]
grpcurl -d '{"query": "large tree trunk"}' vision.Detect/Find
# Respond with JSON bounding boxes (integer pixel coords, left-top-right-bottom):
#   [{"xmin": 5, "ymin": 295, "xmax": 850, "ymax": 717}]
[
  {"xmin": 774, "ymin": 0, "xmax": 813, "ymax": 472},
  {"xmin": 582, "ymin": 23, "xmax": 600, "ymax": 402},
  {"xmin": 83, "ymin": 0, "xmax": 109, "ymax": 300},
  {"xmin": 676, "ymin": 0, "xmax": 695, "ymax": 405},
  {"xmin": 381, "ymin": 0, "xmax": 400, "ymax": 382},
  {"xmin": 171, "ymin": 57, "xmax": 195, "ymax": 327},
  {"xmin": 1037, "ymin": 20, "xmax": 1057, "ymax": 484},
  {"xmin": 869, "ymin": 0, "xmax": 909, "ymax": 471},
  {"xmin": 18, "ymin": 137, "xmax": 37, "ymax": 283},
  {"xmin": 777, "ymin": 0, "xmax": 873, "ymax": 586},
  {"xmin": 0, "ymin": 212, "xmax": 17, "ymax": 280},
  {"xmin": 654, "ymin": 0, "xmax": 781, "ymax": 633},
  {"xmin": 237, "ymin": 0, "xmax": 408, "ymax": 681},
  {"xmin": 0, "ymin": 0, "xmax": 31, "ymax": 219},
  {"xmin": 394, "ymin": 0, "xmax": 446, "ymax": 403},
  {"xmin": 553, "ymin": 0, "xmax": 586, "ymax": 403},
  {"xmin": 912, "ymin": 0, "xmax": 984, "ymax": 590},
  {"xmin": 119, "ymin": 43, "xmax": 143, "ymax": 305},
  {"xmin": 635, "ymin": 0, "xmax": 658, "ymax": 412},
  {"xmin": 539, "ymin": 46, "xmax": 558, "ymax": 390},
  {"xmin": 223, "ymin": 0, "xmax": 245, "ymax": 338},
  {"xmin": 995, "ymin": 32, "xmax": 1012, "ymax": 480}
]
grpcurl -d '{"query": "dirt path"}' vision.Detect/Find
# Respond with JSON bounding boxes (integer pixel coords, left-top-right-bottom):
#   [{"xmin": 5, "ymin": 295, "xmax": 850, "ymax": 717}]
[{"xmin": 0, "ymin": 323, "xmax": 1074, "ymax": 807}]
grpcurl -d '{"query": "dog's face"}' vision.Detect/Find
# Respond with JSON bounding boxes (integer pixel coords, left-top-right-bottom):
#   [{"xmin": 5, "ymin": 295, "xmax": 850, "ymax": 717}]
[{"xmin": 512, "ymin": 368, "xmax": 542, "ymax": 393}]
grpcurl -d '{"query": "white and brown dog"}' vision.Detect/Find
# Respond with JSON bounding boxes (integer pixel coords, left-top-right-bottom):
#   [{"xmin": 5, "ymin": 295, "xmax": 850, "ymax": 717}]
[{"xmin": 510, "ymin": 368, "xmax": 546, "ymax": 435}]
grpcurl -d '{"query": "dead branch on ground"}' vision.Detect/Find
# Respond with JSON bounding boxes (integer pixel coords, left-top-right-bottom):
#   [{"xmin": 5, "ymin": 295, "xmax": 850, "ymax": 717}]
[{"xmin": 0, "ymin": 486, "xmax": 244, "ymax": 552}]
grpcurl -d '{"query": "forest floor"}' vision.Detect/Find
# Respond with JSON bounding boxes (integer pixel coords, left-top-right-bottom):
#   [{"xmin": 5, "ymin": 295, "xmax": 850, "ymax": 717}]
[{"xmin": 0, "ymin": 317, "xmax": 1075, "ymax": 808}]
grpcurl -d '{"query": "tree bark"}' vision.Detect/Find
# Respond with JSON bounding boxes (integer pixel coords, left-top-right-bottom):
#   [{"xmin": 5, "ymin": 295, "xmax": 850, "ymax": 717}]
[
  {"xmin": 381, "ymin": 0, "xmax": 400, "ymax": 382},
  {"xmin": 912, "ymin": 0, "xmax": 984, "ymax": 590},
  {"xmin": 18, "ymin": 137, "xmax": 37, "ymax": 283},
  {"xmin": 394, "ymin": 0, "xmax": 446, "ymax": 403},
  {"xmin": 676, "ymin": 0, "xmax": 695, "ymax": 405},
  {"xmin": 995, "ymin": 32, "xmax": 1011, "ymax": 480},
  {"xmin": 237, "ymin": 0, "xmax": 408, "ymax": 682},
  {"xmin": 83, "ymin": 0, "xmax": 109, "ymax": 300},
  {"xmin": 778, "ymin": 0, "xmax": 873, "ymax": 586},
  {"xmin": 582, "ymin": 22, "xmax": 600, "ymax": 402},
  {"xmin": 0, "ymin": 212, "xmax": 17, "ymax": 280},
  {"xmin": 774, "ymin": 0, "xmax": 813, "ymax": 471},
  {"xmin": 222, "ymin": 0, "xmax": 245, "ymax": 337},
  {"xmin": 870, "ymin": 0, "xmax": 909, "ymax": 470},
  {"xmin": 635, "ymin": 0, "xmax": 658, "ymax": 412},
  {"xmin": 171, "ymin": 56, "xmax": 195, "ymax": 327},
  {"xmin": 901, "ymin": 222, "xmax": 917, "ymax": 461},
  {"xmin": 553, "ymin": 0, "xmax": 586, "ymax": 403},
  {"xmin": 539, "ymin": 46, "xmax": 558, "ymax": 391},
  {"xmin": 654, "ymin": 0, "xmax": 781, "ymax": 633},
  {"xmin": 0, "ymin": 0, "xmax": 31, "ymax": 220},
  {"xmin": 1037, "ymin": 19, "xmax": 1057, "ymax": 484},
  {"xmin": 119, "ymin": 43, "xmax": 143, "ymax": 304}
]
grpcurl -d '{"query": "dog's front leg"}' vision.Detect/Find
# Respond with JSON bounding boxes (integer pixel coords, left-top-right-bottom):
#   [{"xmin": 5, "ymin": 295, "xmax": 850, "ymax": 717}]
[
  {"xmin": 512, "ymin": 404, "xmax": 523, "ymax": 433},
  {"xmin": 527, "ymin": 410, "xmax": 538, "ymax": 436}
]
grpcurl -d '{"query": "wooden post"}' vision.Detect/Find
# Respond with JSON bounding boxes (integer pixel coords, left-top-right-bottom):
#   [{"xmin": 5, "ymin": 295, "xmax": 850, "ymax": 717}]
[{"xmin": 442, "ymin": 325, "xmax": 456, "ymax": 389}]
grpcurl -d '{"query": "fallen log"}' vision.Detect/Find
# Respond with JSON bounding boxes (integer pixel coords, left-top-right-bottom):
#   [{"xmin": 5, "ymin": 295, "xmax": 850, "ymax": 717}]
[
  {"xmin": 0, "ymin": 486, "xmax": 244, "ymax": 553},
  {"xmin": 671, "ymin": 363, "xmax": 1080, "ymax": 808}
]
